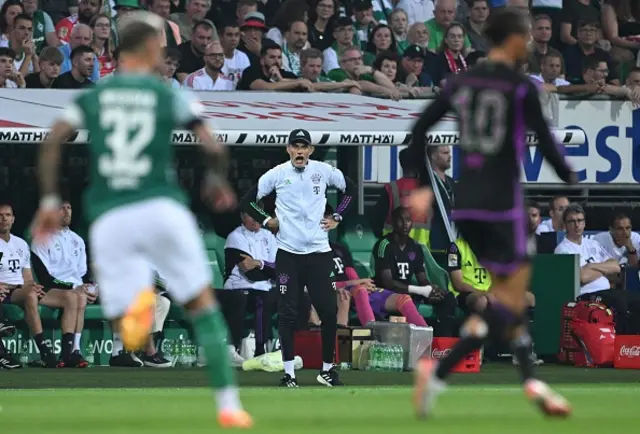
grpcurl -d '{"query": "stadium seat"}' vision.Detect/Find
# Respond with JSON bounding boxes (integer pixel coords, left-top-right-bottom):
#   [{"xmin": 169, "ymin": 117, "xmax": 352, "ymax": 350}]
[
  {"xmin": 2, "ymin": 304, "xmax": 59, "ymax": 322},
  {"xmin": 85, "ymin": 305, "xmax": 104, "ymax": 320},
  {"xmin": 338, "ymin": 214, "xmax": 377, "ymax": 253}
]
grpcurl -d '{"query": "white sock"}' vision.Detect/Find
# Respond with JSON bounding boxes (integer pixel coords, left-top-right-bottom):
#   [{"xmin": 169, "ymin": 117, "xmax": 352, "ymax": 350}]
[
  {"xmin": 322, "ymin": 362, "xmax": 333, "ymax": 372},
  {"xmin": 283, "ymin": 360, "xmax": 295, "ymax": 378},
  {"xmin": 112, "ymin": 333, "xmax": 123, "ymax": 356},
  {"xmin": 73, "ymin": 333, "xmax": 82, "ymax": 352},
  {"xmin": 215, "ymin": 386, "xmax": 242, "ymax": 412}
]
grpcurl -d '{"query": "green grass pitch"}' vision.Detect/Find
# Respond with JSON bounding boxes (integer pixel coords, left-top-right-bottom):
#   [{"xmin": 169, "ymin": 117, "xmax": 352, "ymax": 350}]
[{"xmin": 2, "ymin": 384, "xmax": 638, "ymax": 433}]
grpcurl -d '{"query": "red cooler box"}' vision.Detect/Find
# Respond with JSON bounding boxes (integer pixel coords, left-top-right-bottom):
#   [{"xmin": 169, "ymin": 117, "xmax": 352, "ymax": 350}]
[
  {"xmin": 614, "ymin": 335, "xmax": 640, "ymax": 369},
  {"xmin": 431, "ymin": 337, "xmax": 481, "ymax": 373}
]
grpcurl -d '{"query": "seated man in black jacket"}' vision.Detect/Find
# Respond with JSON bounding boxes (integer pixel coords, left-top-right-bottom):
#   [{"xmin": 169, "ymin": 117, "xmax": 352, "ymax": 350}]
[
  {"xmin": 217, "ymin": 211, "xmax": 277, "ymax": 363},
  {"xmin": 372, "ymin": 206, "xmax": 456, "ymax": 336}
]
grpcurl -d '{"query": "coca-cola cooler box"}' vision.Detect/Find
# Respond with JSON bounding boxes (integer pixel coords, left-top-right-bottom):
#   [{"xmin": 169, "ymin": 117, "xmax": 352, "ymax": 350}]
[
  {"xmin": 431, "ymin": 337, "xmax": 481, "ymax": 373},
  {"xmin": 371, "ymin": 322, "xmax": 432, "ymax": 370},
  {"xmin": 614, "ymin": 335, "xmax": 640, "ymax": 369}
]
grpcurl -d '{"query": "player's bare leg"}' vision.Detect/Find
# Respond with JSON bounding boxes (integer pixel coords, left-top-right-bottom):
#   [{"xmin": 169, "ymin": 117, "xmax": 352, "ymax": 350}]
[{"xmin": 183, "ymin": 287, "xmax": 253, "ymax": 428}]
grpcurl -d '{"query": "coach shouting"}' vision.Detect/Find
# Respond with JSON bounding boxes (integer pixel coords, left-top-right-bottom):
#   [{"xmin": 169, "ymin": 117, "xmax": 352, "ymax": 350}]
[{"xmin": 241, "ymin": 129, "xmax": 356, "ymax": 388}]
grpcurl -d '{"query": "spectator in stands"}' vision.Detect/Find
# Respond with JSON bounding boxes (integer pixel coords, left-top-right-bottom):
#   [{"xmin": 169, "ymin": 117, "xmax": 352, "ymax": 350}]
[
  {"xmin": 55, "ymin": 0, "xmax": 101, "ymax": 44},
  {"xmin": 160, "ymin": 46, "xmax": 181, "ymax": 88},
  {"xmin": 175, "ymin": 19, "xmax": 215, "ymax": 83},
  {"xmin": 321, "ymin": 16, "xmax": 354, "ymax": 74},
  {"xmin": 218, "ymin": 211, "xmax": 277, "ymax": 362},
  {"xmin": 58, "ymin": 24, "xmax": 100, "ymax": 82},
  {"xmin": 528, "ymin": 15, "xmax": 562, "ymax": 74},
  {"xmin": 328, "ymin": 46, "xmax": 400, "ymax": 99},
  {"xmin": 0, "ymin": 47, "xmax": 23, "ymax": 88},
  {"xmin": 30, "ymin": 200, "xmax": 94, "ymax": 367},
  {"xmin": 527, "ymin": 201, "xmax": 542, "ymax": 235},
  {"xmin": 536, "ymin": 195, "xmax": 568, "ymax": 234},
  {"xmin": 560, "ymin": 0, "xmax": 601, "ymax": 46},
  {"xmin": 307, "ymin": 0, "xmax": 336, "ymax": 51},
  {"xmin": 299, "ymin": 48, "xmax": 361, "ymax": 93},
  {"xmin": 218, "ymin": 22, "xmax": 250, "ymax": 89},
  {"xmin": 1, "ymin": 203, "xmax": 84, "ymax": 368},
  {"xmin": 0, "ymin": 0, "xmax": 24, "ymax": 45},
  {"xmin": 90, "ymin": 14, "xmax": 115, "ymax": 78},
  {"xmin": 465, "ymin": 50, "xmax": 486, "ymax": 66},
  {"xmin": 627, "ymin": 66, "xmax": 640, "ymax": 87},
  {"xmin": 25, "ymin": 46, "xmax": 62, "ymax": 88},
  {"xmin": 389, "ymin": 8, "xmax": 409, "ymax": 53},
  {"xmin": 281, "ymin": 21, "xmax": 309, "ymax": 76},
  {"xmin": 148, "ymin": 0, "xmax": 182, "ymax": 48},
  {"xmin": 265, "ymin": 0, "xmax": 308, "ymax": 47},
  {"xmin": 236, "ymin": 0, "xmax": 258, "ymax": 27},
  {"xmin": 529, "ymin": 52, "xmax": 570, "ymax": 89},
  {"xmin": 1, "ymin": 13, "xmax": 38, "ymax": 77},
  {"xmin": 564, "ymin": 19, "xmax": 620, "ymax": 85},
  {"xmin": 170, "ymin": 0, "xmax": 213, "ymax": 42},
  {"xmin": 183, "ymin": 41, "xmax": 234, "ymax": 90},
  {"xmin": 363, "ymin": 24, "xmax": 397, "ymax": 65},
  {"xmin": 594, "ymin": 213, "xmax": 640, "ymax": 267},
  {"xmin": 0, "ymin": 309, "xmax": 20, "ymax": 368},
  {"xmin": 463, "ymin": 0, "xmax": 489, "ymax": 53},
  {"xmin": 426, "ymin": 145, "xmax": 454, "ymax": 268},
  {"xmin": 601, "ymin": 0, "xmax": 640, "ymax": 65},
  {"xmin": 53, "ymin": 45, "xmax": 94, "ymax": 88},
  {"xmin": 372, "ymin": 50, "xmax": 432, "ymax": 97},
  {"xmin": 353, "ymin": 0, "xmax": 377, "ymax": 50},
  {"xmin": 372, "ymin": 206, "xmax": 456, "ymax": 336},
  {"xmin": 396, "ymin": 0, "xmax": 434, "ymax": 27},
  {"xmin": 554, "ymin": 204, "xmax": 640, "ymax": 334},
  {"xmin": 22, "ymin": 0, "xmax": 60, "ymax": 55},
  {"xmin": 407, "ymin": 22, "xmax": 429, "ymax": 50},
  {"xmin": 396, "ymin": 44, "xmax": 433, "ymax": 88},
  {"xmin": 430, "ymin": 22, "xmax": 469, "ymax": 87},
  {"xmin": 236, "ymin": 39, "xmax": 310, "ymax": 91},
  {"xmin": 238, "ymin": 11, "xmax": 267, "ymax": 66},
  {"xmin": 563, "ymin": 55, "xmax": 640, "ymax": 101},
  {"xmin": 426, "ymin": 0, "xmax": 471, "ymax": 52}
]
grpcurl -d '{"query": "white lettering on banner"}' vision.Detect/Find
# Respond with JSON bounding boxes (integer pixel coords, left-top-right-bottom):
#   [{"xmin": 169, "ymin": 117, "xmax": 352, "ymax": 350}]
[
  {"xmin": 372, "ymin": 100, "xmax": 640, "ymax": 184},
  {"xmin": 620, "ymin": 345, "xmax": 640, "ymax": 357},
  {"xmin": 432, "ymin": 348, "xmax": 451, "ymax": 358}
]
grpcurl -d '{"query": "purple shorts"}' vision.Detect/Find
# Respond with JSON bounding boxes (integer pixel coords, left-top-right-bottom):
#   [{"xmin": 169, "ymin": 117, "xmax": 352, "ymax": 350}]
[{"xmin": 368, "ymin": 288, "xmax": 395, "ymax": 316}]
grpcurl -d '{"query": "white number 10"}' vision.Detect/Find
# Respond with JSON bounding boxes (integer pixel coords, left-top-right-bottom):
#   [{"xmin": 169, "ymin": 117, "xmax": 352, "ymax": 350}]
[{"xmin": 99, "ymin": 107, "xmax": 155, "ymax": 189}]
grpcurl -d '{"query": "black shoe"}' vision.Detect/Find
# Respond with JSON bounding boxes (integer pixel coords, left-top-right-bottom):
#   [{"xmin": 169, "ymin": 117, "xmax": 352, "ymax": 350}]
[
  {"xmin": 0, "ymin": 321, "xmax": 16, "ymax": 337},
  {"xmin": 279, "ymin": 374, "xmax": 299, "ymax": 388},
  {"xmin": 142, "ymin": 352, "xmax": 172, "ymax": 368},
  {"xmin": 63, "ymin": 350, "xmax": 89, "ymax": 368},
  {"xmin": 41, "ymin": 350, "xmax": 64, "ymax": 368},
  {"xmin": 109, "ymin": 351, "xmax": 143, "ymax": 367},
  {"xmin": 317, "ymin": 366, "xmax": 343, "ymax": 387},
  {"xmin": 0, "ymin": 352, "xmax": 22, "ymax": 369}
]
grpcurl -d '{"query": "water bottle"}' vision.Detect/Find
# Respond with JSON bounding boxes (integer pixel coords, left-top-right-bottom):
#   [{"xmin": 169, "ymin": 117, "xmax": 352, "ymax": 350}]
[
  {"xmin": 185, "ymin": 340, "xmax": 195, "ymax": 367},
  {"xmin": 176, "ymin": 334, "xmax": 186, "ymax": 367},
  {"xmin": 384, "ymin": 344, "xmax": 392, "ymax": 371},
  {"xmin": 367, "ymin": 343, "xmax": 378, "ymax": 371},
  {"xmin": 85, "ymin": 342, "xmax": 95, "ymax": 366},
  {"xmin": 395, "ymin": 345, "xmax": 404, "ymax": 372},
  {"xmin": 19, "ymin": 343, "xmax": 29, "ymax": 366}
]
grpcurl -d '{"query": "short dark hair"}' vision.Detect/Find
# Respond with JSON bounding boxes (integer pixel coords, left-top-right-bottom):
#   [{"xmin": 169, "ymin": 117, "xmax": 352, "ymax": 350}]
[
  {"xmin": 611, "ymin": 213, "xmax": 631, "ymax": 227},
  {"xmin": 549, "ymin": 195, "xmax": 568, "ymax": 211},
  {"xmin": 373, "ymin": 50, "xmax": 399, "ymax": 72},
  {"xmin": 164, "ymin": 46, "xmax": 181, "ymax": 61},
  {"xmin": 40, "ymin": 46, "xmax": 64, "ymax": 65},
  {"xmin": 118, "ymin": 21, "xmax": 159, "ymax": 55},
  {"xmin": 261, "ymin": 39, "xmax": 281, "ymax": 56},
  {"xmin": 70, "ymin": 45, "xmax": 94, "ymax": 60},
  {"xmin": 398, "ymin": 147, "xmax": 412, "ymax": 172},
  {"xmin": 629, "ymin": 67, "xmax": 640, "ymax": 76},
  {"xmin": 577, "ymin": 18, "xmax": 600, "ymax": 30},
  {"xmin": 300, "ymin": 48, "xmax": 323, "ymax": 66},
  {"xmin": 193, "ymin": 19, "xmax": 215, "ymax": 33},
  {"xmin": 0, "ymin": 47, "xmax": 16, "ymax": 59},
  {"xmin": 533, "ymin": 14, "xmax": 552, "ymax": 25},
  {"xmin": 582, "ymin": 54, "xmax": 604, "ymax": 73},
  {"xmin": 13, "ymin": 13, "xmax": 32, "ymax": 26},
  {"xmin": 391, "ymin": 206, "xmax": 408, "ymax": 222},
  {"xmin": 465, "ymin": 50, "xmax": 486, "ymax": 66},
  {"xmin": 219, "ymin": 21, "xmax": 239, "ymax": 35},
  {"xmin": 483, "ymin": 8, "xmax": 530, "ymax": 46},
  {"xmin": 562, "ymin": 204, "xmax": 585, "ymax": 223},
  {"xmin": 525, "ymin": 200, "xmax": 540, "ymax": 211}
]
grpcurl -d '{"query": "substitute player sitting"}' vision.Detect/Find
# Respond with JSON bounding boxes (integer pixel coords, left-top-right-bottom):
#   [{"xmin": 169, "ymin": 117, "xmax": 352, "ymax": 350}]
[
  {"xmin": 372, "ymin": 206, "xmax": 455, "ymax": 335},
  {"xmin": 32, "ymin": 13, "xmax": 251, "ymax": 428}
]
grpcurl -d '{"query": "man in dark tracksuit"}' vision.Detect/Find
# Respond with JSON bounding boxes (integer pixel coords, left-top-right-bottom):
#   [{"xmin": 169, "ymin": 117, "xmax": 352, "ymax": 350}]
[{"xmin": 241, "ymin": 129, "xmax": 357, "ymax": 388}]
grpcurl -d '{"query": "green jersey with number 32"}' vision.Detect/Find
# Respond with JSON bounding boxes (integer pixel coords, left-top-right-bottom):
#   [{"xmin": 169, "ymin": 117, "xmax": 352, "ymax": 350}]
[{"xmin": 61, "ymin": 74, "xmax": 204, "ymax": 223}]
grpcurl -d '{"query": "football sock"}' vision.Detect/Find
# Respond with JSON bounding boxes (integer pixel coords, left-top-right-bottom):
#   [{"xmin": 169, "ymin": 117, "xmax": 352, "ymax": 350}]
[
  {"xmin": 73, "ymin": 333, "xmax": 82, "ymax": 352},
  {"xmin": 284, "ymin": 360, "xmax": 295, "ymax": 378},
  {"xmin": 62, "ymin": 333, "xmax": 74, "ymax": 359},
  {"xmin": 34, "ymin": 333, "xmax": 48, "ymax": 354},
  {"xmin": 190, "ymin": 305, "xmax": 237, "ymax": 390},
  {"xmin": 396, "ymin": 294, "xmax": 427, "ymax": 327},
  {"xmin": 351, "ymin": 286, "xmax": 375, "ymax": 326},
  {"xmin": 511, "ymin": 331, "xmax": 536, "ymax": 383},
  {"xmin": 112, "ymin": 333, "xmax": 123, "ymax": 356},
  {"xmin": 322, "ymin": 362, "xmax": 334, "ymax": 372}
]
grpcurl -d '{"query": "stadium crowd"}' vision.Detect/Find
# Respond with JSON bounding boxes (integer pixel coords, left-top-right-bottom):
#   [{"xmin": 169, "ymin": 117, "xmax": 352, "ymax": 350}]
[
  {"xmin": 0, "ymin": 0, "xmax": 639, "ymax": 101},
  {"xmin": 0, "ymin": 0, "xmax": 640, "ymax": 371}
]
